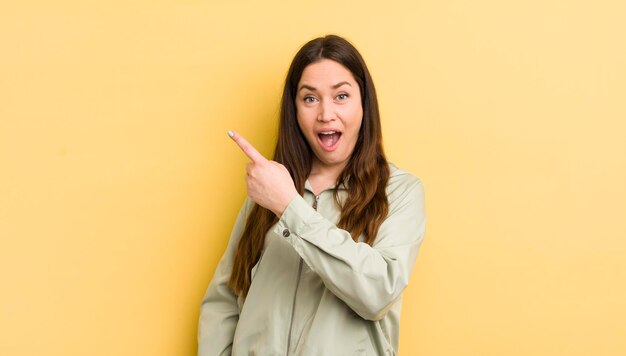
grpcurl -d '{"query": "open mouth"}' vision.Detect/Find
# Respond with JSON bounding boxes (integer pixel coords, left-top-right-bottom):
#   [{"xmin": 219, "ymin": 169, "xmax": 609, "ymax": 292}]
[{"xmin": 317, "ymin": 131, "xmax": 342, "ymax": 151}]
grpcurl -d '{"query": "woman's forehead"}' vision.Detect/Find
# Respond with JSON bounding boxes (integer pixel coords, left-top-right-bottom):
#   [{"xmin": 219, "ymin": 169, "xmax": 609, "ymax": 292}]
[{"xmin": 298, "ymin": 59, "xmax": 358, "ymax": 89}]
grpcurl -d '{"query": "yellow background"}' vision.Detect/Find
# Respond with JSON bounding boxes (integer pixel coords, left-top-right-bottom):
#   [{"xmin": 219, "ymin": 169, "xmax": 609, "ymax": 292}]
[{"xmin": 1, "ymin": 1, "xmax": 625, "ymax": 355}]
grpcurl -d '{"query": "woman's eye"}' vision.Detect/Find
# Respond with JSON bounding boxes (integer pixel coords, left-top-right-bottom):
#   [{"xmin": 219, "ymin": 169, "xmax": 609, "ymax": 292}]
[
  {"xmin": 303, "ymin": 96, "xmax": 316, "ymax": 103},
  {"xmin": 337, "ymin": 93, "xmax": 349, "ymax": 100}
]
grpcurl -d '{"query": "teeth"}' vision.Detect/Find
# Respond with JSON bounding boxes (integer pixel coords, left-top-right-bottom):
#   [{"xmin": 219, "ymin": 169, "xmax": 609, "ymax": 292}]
[{"xmin": 320, "ymin": 131, "xmax": 336, "ymax": 135}]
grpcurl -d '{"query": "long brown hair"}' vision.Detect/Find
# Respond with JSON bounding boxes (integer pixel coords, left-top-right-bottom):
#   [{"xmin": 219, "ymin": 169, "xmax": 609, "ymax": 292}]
[{"xmin": 228, "ymin": 35, "xmax": 390, "ymax": 296}]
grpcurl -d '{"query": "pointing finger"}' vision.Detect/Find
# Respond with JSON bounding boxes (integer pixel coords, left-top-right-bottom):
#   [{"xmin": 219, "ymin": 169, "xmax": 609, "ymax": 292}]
[{"xmin": 228, "ymin": 130, "xmax": 267, "ymax": 163}]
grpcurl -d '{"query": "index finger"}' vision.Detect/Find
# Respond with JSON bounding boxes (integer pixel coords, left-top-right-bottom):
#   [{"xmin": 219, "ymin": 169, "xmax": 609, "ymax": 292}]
[{"xmin": 227, "ymin": 130, "xmax": 267, "ymax": 163}]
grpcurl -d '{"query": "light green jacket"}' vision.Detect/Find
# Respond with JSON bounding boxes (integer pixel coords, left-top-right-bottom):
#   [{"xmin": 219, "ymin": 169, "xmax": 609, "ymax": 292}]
[{"xmin": 198, "ymin": 164, "xmax": 426, "ymax": 355}]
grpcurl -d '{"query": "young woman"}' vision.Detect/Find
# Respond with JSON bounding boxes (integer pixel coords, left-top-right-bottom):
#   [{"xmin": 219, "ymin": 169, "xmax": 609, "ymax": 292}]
[{"xmin": 198, "ymin": 35, "xmax": 426, "ymax": 355}]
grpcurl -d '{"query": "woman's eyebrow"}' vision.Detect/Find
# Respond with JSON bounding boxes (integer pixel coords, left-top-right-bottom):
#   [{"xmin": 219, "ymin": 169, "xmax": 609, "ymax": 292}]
[
  {"xmin": 299, "ymin": 84, "xmax": 317, "ymax": 92},
  {"xmin": 332, "ymin": 81, "xmax": 352, "ymax": 89},
  {"xmin": 299, "ymin": 81, "xmax": 352, "ymax": 92}
]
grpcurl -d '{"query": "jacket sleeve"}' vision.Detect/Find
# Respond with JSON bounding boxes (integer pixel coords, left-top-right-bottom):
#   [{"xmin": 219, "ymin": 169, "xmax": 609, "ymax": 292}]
[
  {"xmin": 198, "ymin": 199, "xmax": 252, "ymax": 356},
  {"xmin": 272, "ymin": 177, "xmax": 426, "ymax": 321}
]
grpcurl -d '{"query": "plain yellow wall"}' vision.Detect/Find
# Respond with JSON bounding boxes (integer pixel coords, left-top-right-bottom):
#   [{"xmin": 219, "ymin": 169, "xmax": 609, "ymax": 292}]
[{"xmin": 1, "ymin": 1, "xmax": 625, "ymax": 355}]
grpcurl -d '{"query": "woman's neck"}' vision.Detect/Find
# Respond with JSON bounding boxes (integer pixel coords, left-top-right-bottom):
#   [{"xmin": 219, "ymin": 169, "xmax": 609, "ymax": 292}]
[{"xmin": 307, "ymin": 160, "xmax": 346, "ymax": 195}]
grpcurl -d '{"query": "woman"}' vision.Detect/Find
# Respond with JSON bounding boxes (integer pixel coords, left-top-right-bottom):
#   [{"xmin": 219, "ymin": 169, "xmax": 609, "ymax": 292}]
[{"xmin": 198, "ymin": 35, "xmax": 425, "ymax": 355}]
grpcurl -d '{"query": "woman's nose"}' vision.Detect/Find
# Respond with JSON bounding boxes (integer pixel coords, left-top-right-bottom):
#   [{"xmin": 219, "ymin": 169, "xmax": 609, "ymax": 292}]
[{"xmin": 317, "ymin": 100, "xmax": 336, "ymax": 122}]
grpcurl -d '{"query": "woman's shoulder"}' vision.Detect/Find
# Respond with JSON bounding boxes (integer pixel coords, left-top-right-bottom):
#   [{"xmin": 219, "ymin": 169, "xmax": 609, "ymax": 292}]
[
  {"xmin": 387, "ymin": 162, "xmax": 423, "ymax": 190},
  {"xmin": 386, "ymin": 162, "xmax": 426, "ymax": 212}
]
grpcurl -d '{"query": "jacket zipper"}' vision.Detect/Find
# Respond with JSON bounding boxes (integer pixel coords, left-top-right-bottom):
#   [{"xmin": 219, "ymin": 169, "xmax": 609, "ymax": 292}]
[{"xmin": 285, "ymin": 194, "xmax": 320, "ymax": 355}]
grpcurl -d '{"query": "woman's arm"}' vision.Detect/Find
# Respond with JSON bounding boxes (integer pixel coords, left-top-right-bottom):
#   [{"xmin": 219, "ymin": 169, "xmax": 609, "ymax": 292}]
[
  {"xmin": 273, "ymin": 175, "xmax": 426, "ymax": 321},
  {"xmin": 198, "ymin": 199, "xmax": 251, "ymax": 356}
]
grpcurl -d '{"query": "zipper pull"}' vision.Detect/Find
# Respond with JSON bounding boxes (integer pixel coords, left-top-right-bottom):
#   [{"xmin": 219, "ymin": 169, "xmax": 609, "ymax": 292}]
[{"xmin": 313, "ymin": 195, "xmax": 320, "ymax": 211}]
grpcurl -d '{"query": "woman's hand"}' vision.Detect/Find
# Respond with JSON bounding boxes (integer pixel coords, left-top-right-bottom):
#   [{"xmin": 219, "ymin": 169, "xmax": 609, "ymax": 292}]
[{"xmin": 228, "ymin": 130, "xmax": 298, "ymax": 217}]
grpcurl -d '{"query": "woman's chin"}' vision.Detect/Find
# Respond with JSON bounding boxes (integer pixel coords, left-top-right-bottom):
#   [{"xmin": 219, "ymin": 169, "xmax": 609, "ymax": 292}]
[{"xmin": 312, "ymin": 154, "xmax": 349, "ymax": 170}]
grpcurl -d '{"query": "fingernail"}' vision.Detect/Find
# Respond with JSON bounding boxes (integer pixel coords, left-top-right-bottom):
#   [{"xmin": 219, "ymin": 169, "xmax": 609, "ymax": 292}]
[{"xmin": 227, "ymin": 130, "xmax": 234, "ymax": 138}]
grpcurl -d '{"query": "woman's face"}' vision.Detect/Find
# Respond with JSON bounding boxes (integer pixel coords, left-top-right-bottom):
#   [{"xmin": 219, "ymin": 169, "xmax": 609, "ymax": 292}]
[{"xmin": 296, "ymin": 59, "xmax": 363, "ymax": 174}]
